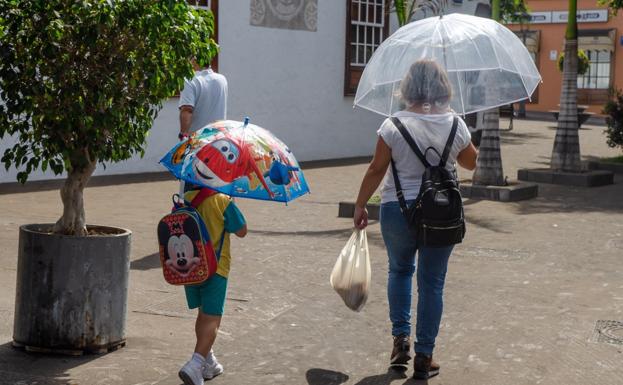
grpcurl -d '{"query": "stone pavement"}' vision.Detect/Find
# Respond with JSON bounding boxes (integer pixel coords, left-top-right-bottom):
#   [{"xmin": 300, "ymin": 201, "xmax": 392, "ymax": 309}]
[{"xmin": 1, "ymin": 118, "xmax": 622, "ymax": 385}]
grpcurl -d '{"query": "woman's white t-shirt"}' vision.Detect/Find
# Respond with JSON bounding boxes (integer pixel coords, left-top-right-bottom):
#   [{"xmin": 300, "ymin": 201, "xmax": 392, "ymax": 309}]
[{"xmin": 377, "ymin": 110, "xmax": 471, "ymax": 204}]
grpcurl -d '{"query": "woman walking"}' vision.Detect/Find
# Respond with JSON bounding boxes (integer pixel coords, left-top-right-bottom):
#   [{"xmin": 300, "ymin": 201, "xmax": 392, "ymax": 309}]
[{"xmin": 353, "ymin": 60, "xmax": 478, "ymax": 379}]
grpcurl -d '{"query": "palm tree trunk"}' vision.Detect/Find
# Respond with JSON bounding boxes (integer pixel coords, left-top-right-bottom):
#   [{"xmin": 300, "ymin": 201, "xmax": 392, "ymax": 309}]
[
  {"xmin": 471, "ymin": 0, "xmax": 505, "ymax": 186},
  {"xmin": 472, "ymin": 109, "xmax": 505, "ymax": 185},
  {"xmin": 551, "ymin": 0, "xmax": 581, "ymax": 172}
]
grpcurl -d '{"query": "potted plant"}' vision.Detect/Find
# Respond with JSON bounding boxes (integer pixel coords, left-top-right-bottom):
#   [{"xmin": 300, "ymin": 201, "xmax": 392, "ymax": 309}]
[
  {"xmin": 0, "ymin": 1, "xmax": 217, "ymax": 354},
  {"xmin": 587, "ymin": 88, "xmax": 623, "ymax": 173}
]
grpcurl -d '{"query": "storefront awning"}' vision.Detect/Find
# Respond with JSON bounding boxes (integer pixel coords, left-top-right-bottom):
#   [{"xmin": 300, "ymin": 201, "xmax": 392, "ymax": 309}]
[{"xmin": 578, "ymin": 29, "xmax": 616, "ymax": 52}]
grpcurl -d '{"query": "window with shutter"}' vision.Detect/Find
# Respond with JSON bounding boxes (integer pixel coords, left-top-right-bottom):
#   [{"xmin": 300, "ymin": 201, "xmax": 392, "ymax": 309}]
[{"xmin": 344, "ymin": 0, "xmax": 389, "ymax": 96}]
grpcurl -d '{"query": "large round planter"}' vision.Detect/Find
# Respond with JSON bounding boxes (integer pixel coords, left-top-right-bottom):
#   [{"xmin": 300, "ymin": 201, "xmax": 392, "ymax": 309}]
[{"xmin": 13, "ymin": 224, "xmax": 131, "ymax": 355}]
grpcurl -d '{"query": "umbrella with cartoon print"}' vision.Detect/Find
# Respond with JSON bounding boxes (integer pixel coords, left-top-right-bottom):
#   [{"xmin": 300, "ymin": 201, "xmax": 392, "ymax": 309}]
[{"xmin": 160, "ymin": 118, "xmax": 310, "ymax": 203}]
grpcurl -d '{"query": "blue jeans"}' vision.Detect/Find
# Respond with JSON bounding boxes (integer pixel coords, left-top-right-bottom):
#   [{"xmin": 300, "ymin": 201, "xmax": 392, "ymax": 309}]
[{"xmin": 380, "ymin": 201, "xmax": 453, "ymax": 355}]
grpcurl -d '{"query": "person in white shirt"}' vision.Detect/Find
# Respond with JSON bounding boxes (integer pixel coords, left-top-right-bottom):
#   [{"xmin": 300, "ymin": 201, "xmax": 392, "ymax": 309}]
[
  {"xmin": 178, "ymin": 62, "xmax": 228, "ymax": 139},
  {"xmin": 353, "ymin": 60, "xmax": 478, "ymax": 380},
  {"xmin": 178, "ymin": 62, "xmax": 228, "ymax": 194}
]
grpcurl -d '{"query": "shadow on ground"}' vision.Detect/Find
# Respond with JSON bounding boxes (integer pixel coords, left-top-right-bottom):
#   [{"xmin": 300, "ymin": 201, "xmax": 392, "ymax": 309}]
[
  {"xmin": 515, "ymin": 177, "xmax": 623, "ymax": 215},
  {"xmin": 130, "ymin": 252, "xmax": 160, "ymax": 270},
  {"xmin": 0, "ymin": 342, "xmax": 99, "ymax": 385},
  {"xmin": 500, "ymin": 131, "xmax": 549, "ymax": 145},
  {"xmin": 306, "ymin": 368, "xmax": 349, "ymax": 385}
]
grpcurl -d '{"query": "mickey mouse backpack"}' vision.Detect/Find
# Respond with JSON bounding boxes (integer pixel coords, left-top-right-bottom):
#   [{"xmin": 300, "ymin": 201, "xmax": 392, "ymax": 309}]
[{"xmin": 157, "ymin": 188, "xmax": 224, "ymax": 285}]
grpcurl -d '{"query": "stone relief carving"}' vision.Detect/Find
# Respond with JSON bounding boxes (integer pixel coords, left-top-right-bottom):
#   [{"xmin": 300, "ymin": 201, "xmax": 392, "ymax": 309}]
[{"xmin": 250, "ymin": 0, "xmax": 318, "ymax": 32}]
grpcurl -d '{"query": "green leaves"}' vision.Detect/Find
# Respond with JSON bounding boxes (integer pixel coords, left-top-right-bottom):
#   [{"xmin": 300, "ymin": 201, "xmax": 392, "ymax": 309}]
[
  {"xmin": 499, "ymin": 0, "xmax": 530, "ymax": 24},
  {"xmin": 557, "ymin": 49, "xmax": 590, "ymax": 75},
  {"xmin": 0, "ymin": 0, "xmax": 218, "ymax": 183},
  {"xmin": 394, "ymin": 0, "xmax": 407, "ymax": 26},
  {"xmin": 603, "ymin": 88, "xmax": 623, "ymax": 151},
  {"xmin": 598, "ymin": 0, "xmax": 623, "ymax": 15}
]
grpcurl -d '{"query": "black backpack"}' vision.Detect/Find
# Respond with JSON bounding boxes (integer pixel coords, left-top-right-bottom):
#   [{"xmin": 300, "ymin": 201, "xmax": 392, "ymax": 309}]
[{"xmin": 390, "ymin": 116, "xmax": 465, "ymax": 248}]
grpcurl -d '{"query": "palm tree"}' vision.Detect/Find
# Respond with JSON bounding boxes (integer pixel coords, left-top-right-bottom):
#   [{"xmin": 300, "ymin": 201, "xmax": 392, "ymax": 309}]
[
  {"xmin": 392, "ymin": 0, "xmax": 446, "ymax": 26},
  {"xmin": 550, "ymin": 0, "xmax": 581, "ymax": 171},
  {"xmin": 472, "ymin": 0, "xmax": 505, "ymax": 186}
]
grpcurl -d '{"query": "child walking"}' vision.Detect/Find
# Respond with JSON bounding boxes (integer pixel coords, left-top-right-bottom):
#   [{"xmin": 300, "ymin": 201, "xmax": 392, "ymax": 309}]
[{"xmin": 178, "ymin": 188, "xmax": 247, "ymax": 385}]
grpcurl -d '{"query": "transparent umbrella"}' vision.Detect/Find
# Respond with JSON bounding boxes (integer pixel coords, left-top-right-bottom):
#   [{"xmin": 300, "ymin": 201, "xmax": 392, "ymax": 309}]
[{"xmin": 354, "ymin": 13, "xmax": 542, "ymax": 116}]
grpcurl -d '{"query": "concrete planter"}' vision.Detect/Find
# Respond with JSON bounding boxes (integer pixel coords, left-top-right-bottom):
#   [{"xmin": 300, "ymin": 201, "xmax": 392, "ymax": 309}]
[
  {"xmin": 460, "ymin": 181, "xmax": 538, "ymax": 202},
  {"xmin": 338, "ymin": 202, "xmax": 380, "ymax": 221},
  {"xmin": 517, "ymin": 168, "xmax": 614, "ymax": 187},
  {"xmin": 586, "ymin": 161, "xmax": 623, "ymax": 174},
  {"xmin": 13, "ymin": 224, "xmax": 131, "ymax": 355}
]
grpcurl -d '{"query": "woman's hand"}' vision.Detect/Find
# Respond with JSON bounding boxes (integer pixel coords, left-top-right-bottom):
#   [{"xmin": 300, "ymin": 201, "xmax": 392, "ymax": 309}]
[{"xmin": 353, "ymin": 206, "xmax": 368, "ymax": 229}]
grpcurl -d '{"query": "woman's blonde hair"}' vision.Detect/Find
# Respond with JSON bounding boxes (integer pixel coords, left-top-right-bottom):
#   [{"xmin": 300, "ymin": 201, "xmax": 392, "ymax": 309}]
[{"xmin": 399, "ymin": 60, "xmax": 452, "ymax": 108}]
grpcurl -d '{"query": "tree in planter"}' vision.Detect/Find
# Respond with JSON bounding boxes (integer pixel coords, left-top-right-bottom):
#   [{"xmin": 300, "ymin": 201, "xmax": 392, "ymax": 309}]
[
  {"xmin": 0, "ymin": 0, "xmax": 218, "ymax": 236},
  {"xmin": 472, "ymin": 0, "xmax": 530, "ymax": 186},
  {"xmin": 550, "ymin": 0, "xmax": 581, "ymax": 171}
]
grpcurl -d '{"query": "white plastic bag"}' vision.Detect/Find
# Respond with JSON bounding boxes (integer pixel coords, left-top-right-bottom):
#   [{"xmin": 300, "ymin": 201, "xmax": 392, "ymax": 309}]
[{"xmin": 330, "ymin": 229, "xmax": 371, "ymax": 312}]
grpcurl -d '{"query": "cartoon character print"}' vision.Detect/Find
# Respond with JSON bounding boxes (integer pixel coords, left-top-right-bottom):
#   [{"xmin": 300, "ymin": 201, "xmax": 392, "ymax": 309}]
[
  {"xmin": 157, "ymin": 216, "xmax": 202, "ymax": 278},
  {"xmin": 192, "ymin": 133, "xmax": 274, "ymax": 197},
  {"xmin": 264, "ymin": 151, "xmax": 299, "ymax": 186},
  {"xmin": 172, "ymin": 125, "xmax": 226, "ymax": 166}
]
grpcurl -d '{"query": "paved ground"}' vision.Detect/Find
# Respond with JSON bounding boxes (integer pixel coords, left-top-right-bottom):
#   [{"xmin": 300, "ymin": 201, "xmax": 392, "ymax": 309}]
[{"xmin": 1, "ymin": 118, "xmax": 622, "ymax": 385}]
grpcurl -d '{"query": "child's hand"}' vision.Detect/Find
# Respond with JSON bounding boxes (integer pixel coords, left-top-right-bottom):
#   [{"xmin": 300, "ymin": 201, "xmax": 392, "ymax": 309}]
[{"xmin": 235, "ymin": 224, "xmax": 247, "ymax": 238}]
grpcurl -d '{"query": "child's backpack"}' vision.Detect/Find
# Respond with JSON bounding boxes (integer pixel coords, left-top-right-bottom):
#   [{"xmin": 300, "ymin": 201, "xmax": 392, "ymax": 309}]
[
  {"xmin": 157, "ymin": 189, "xmax": 225, "ymax": 285},
  {"xmin": 390, "ymin": 116, "xmax": 465, "ymax": 248}
]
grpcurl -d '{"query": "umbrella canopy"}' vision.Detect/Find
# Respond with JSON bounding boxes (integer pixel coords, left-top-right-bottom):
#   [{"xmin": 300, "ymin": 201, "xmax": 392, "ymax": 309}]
[
  {"xmin": 160, "ymin": 119, "xmax": 310, "ymax": 203},
  {"xmin": 354, "ymin": 13, "xmax": 542, "ymax": 116}
]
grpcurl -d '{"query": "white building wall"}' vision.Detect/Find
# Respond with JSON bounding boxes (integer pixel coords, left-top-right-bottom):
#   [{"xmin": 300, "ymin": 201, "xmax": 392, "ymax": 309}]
[
  {"xmin": 0, "ymin": 0, "xmax": 383, "ymax": 184},
  {"xmin": 218, "ymin": 0, "xmax": 382, "ymax": 161}
]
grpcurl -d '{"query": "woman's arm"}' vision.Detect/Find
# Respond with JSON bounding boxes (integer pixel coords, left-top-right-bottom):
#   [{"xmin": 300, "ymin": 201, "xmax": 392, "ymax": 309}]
[
  {"xmin": 354, "ymin": 137, "xmax": 391, "ymax": 229},
  {"xmin": 457, "ymin": 142, "xmax": 478, "ymax": 171}
]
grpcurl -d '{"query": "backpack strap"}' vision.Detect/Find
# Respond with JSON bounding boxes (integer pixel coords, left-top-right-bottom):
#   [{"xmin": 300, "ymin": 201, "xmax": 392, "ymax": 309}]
[
  {"xmin": 190, "ymin": 188, "xmax": 216, "ymax": 209},
  {"xmin": 390, "ymin": 159, "xmax": 410, "ymax": 213},
  {"xmin": 214, "ymin": 230, "xmax": 226, "ymax": 260},
  {"xmin": 190, "ymin": 188, "xmax": 226, "ymax": 261},
  {"xmin": 391, "ymin": 117, "xmax": 432, "ymax": 168},
  {"xmin": 439, "ymin": 117, "xmax": 459, "ymax": 168}
]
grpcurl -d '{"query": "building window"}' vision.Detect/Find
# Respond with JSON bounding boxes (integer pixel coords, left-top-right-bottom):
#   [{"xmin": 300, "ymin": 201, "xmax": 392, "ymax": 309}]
[
  {"xmin": 576, "ymin": 29, "xmax": 615, "ymax": 105},
  {"xmin": 344, "ymin": 0, "xmax": 389, "ymax": 96},
  {"xmin": 187, "ymin": 0, "xmax": 210, "ymax": 9},
  {"xmin": 577, "ymin": 50, "xmax": 611, "ymax": 90},
  {"xmin": 188, "ymin": 0, "xmax": 219, "ymax": 71}
]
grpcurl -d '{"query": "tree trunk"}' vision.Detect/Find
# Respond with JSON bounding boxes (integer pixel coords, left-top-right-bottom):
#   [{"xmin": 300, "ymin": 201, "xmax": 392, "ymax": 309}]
[
  {"xmin": 551, "ymin": 38, "xmax": 581, "ymax": 172},
  {"xmin": 472, "ymin": 108, "xmax": 505, "ymax": 186},
  {"xmin": 53, "ymin": 160, "xmax": 97, "ymax": 236}
]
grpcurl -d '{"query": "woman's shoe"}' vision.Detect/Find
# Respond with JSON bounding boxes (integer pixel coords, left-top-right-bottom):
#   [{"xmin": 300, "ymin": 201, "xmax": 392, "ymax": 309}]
[
  {"xmin": 413, "ymin": 353, "xmax": 440, "ymax": 379},
  {"xmin": 390, "ymin": 334, "xmax": 412, "ymax": 365}
]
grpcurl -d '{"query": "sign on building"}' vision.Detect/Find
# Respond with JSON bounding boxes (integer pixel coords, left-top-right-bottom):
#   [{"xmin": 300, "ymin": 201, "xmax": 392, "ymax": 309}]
[
  {"xmin": 552, "ymin": 9, "xmax": 608, "ymax": 23},
  {"xmin": 511, "ymin": 9, "xmax": 608, "ymax": 24}
]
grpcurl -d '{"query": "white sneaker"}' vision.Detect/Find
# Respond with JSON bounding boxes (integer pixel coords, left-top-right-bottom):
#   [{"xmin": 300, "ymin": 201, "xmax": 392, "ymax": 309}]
[
  {"xmin": 179, "ymin": 360, "xmax": 205, "ymax": 385},
  {"xmin": 202, "ymin": 359, "xmax": 224, "ymax": 380}
]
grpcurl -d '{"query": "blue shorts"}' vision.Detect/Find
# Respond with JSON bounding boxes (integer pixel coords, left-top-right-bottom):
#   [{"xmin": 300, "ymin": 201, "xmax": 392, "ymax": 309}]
[{"xmin": 184, "ymin": 274, "xmax": 228, "ymax": 316}]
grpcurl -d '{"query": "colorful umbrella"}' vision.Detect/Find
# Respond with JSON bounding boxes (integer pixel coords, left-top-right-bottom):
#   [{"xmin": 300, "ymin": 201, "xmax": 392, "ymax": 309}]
[{"xmin": 160, "ymin": 118, "xmax": 310, "ymax": 203}]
